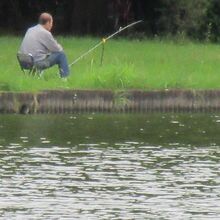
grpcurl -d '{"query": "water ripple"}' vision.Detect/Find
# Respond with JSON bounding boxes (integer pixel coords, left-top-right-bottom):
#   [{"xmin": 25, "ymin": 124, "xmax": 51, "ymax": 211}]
[
  {"xmin": 0, "ymin": 142, "xmax": 219, "ymax": 219},
  {"xmin": 0, "ymin": 114, "xmax": 220, "ymax": 219}
]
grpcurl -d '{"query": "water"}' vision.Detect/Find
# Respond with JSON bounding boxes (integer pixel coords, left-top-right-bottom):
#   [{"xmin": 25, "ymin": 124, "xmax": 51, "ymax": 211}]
[{"xmin": 0, "ymin": 114, "xmax": 220, "ymax": 219}]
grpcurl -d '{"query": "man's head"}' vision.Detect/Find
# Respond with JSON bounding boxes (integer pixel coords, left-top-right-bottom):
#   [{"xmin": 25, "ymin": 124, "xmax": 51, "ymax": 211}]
[{"xmin": 39, "ymin": 13, "xmax": 53, "ymax": 32}]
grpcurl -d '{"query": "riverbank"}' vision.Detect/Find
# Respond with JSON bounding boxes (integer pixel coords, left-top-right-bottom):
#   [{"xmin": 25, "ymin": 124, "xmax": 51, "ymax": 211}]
[
  {"xmin": 1, "ymin": 90, "xmax": 220, "ymax": 114},
  {"xmin": 1, "ymin": 36, "xmax": 220, "ymax": 91}
]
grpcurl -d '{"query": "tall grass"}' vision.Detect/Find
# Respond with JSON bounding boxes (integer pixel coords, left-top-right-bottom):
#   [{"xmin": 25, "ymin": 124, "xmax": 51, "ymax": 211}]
[{"xmin": 1, "ymin": 36, "xmax": 220, "ymax": 91}]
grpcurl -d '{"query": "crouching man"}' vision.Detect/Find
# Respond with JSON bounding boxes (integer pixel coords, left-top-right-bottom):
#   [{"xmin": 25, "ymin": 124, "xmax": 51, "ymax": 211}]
[{"xmin": 18, "ymin": 12, "xmax": 69, "ymax": 78}]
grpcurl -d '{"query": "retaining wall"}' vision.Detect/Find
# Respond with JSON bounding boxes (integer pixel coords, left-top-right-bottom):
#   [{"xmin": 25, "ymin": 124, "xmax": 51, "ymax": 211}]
[{"xmin": 0, "ymin": 90, "xmax": 220, "ymax": 114}]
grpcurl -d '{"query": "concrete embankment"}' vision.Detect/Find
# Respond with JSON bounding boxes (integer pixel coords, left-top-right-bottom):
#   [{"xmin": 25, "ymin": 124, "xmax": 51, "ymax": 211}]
[{"xmin": 0, "ymin": 90, "xmax": 220, "ymax": 114}]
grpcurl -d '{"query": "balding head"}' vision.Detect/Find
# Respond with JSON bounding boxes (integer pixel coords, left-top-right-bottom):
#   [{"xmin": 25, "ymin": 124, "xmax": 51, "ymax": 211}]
[{"xmin": 39, "ymin": 13, "xmax": 53, "ymax": 32}]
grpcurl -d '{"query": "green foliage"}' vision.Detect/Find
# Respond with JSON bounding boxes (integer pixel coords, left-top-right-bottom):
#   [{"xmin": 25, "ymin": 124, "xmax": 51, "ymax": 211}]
[
  {"xmin": 1, "ymin": 36, "xmax": 220, "ymax": 92},
  {"xmin": 157, "ymin": 0, "xmax": 210, "ymax": 38},
  {"xmin": 2, "ymin": 1, "xmax": 220, "ymax": 41},
  {"xmin": 205, "ymin": 0, "xmax": 220, "ymax": 42}
]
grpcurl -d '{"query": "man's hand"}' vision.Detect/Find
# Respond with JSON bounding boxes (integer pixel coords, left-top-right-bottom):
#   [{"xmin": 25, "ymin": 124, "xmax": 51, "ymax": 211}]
[{"xmin": 58, "ymin": 44, "xmax": 63, "ymax": 51}]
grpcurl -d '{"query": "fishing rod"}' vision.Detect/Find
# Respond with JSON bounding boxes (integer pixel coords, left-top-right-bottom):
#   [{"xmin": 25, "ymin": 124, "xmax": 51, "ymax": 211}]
[{"xmin": 69, "ymin": 20, "xmax": 143, "ymax": 67}]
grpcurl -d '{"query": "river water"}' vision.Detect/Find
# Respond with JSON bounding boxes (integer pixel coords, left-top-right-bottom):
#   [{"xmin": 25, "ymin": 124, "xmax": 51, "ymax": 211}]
[{"xmin": 0, "ymin": 114, "xmax": 220, "ymax": 219}]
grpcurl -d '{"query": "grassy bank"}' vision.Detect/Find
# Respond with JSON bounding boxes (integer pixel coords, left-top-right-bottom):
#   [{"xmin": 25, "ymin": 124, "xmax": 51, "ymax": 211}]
[{"xmin": 1, "ymin": 36, "xmax": 220, "ymax": 91}]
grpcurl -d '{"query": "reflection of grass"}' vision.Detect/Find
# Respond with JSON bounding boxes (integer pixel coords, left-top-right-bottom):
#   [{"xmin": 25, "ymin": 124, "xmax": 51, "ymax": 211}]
[
  {"xmin": 114, "ymin": 91, "xmax": 131, "ymax": 110},
  {"xmin": 1, "ymin": 36, "xmax": 220, "ymax": 91}
]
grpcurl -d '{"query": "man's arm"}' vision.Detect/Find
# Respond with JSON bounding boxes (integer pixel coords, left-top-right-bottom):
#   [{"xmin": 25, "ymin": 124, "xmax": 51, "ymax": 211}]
[{"xmin": 43, "ymin": 31, "xmax": 63, "ymax": 52}]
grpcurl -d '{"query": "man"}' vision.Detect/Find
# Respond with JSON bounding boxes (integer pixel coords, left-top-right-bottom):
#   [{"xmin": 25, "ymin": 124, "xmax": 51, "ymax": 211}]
[{"xmin": 19, "ymin": 13, "xmax": 69, "ymax": 78}]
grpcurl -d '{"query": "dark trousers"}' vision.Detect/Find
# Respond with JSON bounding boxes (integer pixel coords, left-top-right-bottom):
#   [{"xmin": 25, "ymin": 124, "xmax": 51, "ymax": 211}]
[{"xmin": 35, "ymin": 51, "xmax": 70, "ymax": 78}]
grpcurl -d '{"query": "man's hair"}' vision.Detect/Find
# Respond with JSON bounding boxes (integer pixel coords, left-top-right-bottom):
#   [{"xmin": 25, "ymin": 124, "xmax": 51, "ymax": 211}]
[{"xmin": 38, "ymin": 13, "xmax": 52, "ymax": 25}]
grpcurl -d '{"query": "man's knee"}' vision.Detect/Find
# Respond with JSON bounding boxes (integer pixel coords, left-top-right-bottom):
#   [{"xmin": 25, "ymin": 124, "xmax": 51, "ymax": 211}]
[
  {"xmin": 52, "ymin": 51, "xmax": 67, "ymax": 62},
  {"xmin": 53, "ymin": 51, "xmax": 65, "ymax": 57},
  {"xmin": 57, "ymin": 52, "xmax": 68, "ymax": 65},
  {"xmin": 59, "ymin": 51, "xmax": 67, "ymax": 60}
]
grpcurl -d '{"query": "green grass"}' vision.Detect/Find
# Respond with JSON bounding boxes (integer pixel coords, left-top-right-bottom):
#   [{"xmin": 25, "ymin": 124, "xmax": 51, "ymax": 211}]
[{"xmin": 1, "ymin": 36, "xmax": 220, "ymax": 91}]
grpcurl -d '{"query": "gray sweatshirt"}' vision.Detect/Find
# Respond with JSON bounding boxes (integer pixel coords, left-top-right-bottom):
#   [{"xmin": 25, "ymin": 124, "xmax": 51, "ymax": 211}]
[{"xmin": 19, "ymin": 24, "xmax": 63, "ymax": 62}]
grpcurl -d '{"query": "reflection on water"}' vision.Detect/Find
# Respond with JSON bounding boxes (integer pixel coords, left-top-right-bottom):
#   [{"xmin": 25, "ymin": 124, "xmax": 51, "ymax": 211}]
[{"xmin": 0, "ymin": 114, "xmax": 220, "ymax": 219}]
